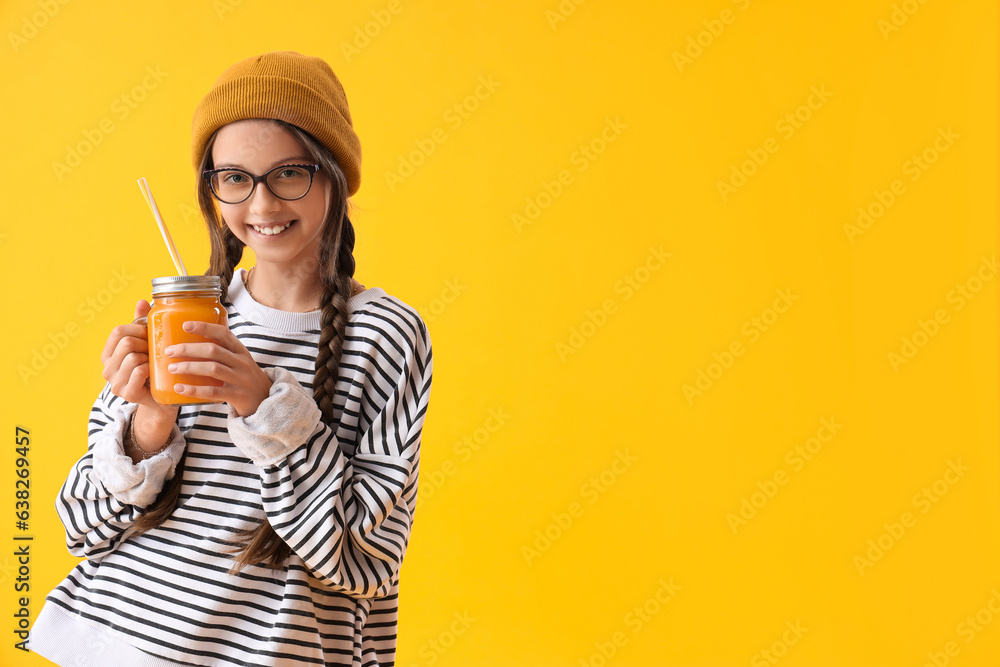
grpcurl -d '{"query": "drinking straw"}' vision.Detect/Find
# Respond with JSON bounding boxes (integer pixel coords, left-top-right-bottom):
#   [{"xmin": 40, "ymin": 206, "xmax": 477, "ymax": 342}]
[{"xmin": 137, "ymin": 177, "xmax": 187, "ymax": 276}]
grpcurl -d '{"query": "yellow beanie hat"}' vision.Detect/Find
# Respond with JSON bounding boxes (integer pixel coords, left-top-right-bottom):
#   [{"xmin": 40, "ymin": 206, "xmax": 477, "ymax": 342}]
[{"xmin": 191, "ymin": 51, "xmax": 362, "ymax": 196}]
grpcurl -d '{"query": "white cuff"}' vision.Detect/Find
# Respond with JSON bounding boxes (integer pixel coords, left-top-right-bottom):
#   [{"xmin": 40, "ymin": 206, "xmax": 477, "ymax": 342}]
[
  {"xmin": 227, "ymin": 367, "xmax": 322, "ymax": 468},
  {"xmin": 90, "ymin": 404, "xmax": 185, "ymax": 508}
]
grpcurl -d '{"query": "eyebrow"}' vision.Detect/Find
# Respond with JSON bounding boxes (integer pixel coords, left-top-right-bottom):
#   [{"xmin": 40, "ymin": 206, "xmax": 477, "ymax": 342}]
[{"xmin": 214, "ymin": 156, "xmax": 314, "ymax": 170}]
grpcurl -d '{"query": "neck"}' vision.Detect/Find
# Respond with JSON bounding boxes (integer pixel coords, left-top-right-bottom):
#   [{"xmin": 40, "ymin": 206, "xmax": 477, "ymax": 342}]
[
  {"xmin": 246, "ymin": 264, "xmax": 326, "ymax": 312},
  {"xmin": 245, "ymin": 265, "xmax": 364, "ymax": 312}
]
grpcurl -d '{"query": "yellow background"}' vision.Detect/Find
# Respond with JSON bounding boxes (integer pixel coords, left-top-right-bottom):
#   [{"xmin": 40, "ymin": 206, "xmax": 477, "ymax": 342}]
[{"xmin": 2, "ymin": 0, "xmax": 998, "ymax": 665}]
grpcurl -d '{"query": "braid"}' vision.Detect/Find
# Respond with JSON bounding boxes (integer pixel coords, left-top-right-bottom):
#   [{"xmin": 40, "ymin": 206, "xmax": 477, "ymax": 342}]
[
  {"xmin": 315, "ymin": 215, "xmax": 355, "ymax": 423},
  {"xmin": 339, "ymin": 213, "xmax": 356, "ymax": 277},
  {"xmin": 218, "ymin": 231, "xmax": 245, "ymax": 301}
]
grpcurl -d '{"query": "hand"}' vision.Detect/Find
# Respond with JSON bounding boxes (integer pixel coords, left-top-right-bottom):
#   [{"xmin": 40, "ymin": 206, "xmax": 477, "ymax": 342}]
[
  {"xmin": 101, "ymin": 300, "xmax": 168, "ymax": 413},
  {"xmin": 164, "ymin": 320, "xmax": 272, "ymax": 417}
]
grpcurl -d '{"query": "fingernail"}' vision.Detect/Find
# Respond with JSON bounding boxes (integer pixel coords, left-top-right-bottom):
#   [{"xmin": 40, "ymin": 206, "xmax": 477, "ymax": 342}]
[
  {"xmin": 182, "ymin": 321, "xmax": 194, "ymax": 332},
  {"xmin": 168, "ymin": 364, "xmax": 178, "ymax": 373},
  {"xmin": 165, "ymin": 347, "xmax": 174, "ymax": 356},
  {"xmin": 174, "ymin": 384, "xmax": 184, "ymax": 393}
]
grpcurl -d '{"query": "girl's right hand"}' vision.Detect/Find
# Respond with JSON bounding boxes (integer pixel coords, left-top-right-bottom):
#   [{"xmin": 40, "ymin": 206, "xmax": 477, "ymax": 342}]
[
  {"xmin": 101, "ymin": 300, "xmax": 179, "ymax": 458},
  {"xmin": 101, "ymin": 300, "xmax": 171, "ymax": 415}
]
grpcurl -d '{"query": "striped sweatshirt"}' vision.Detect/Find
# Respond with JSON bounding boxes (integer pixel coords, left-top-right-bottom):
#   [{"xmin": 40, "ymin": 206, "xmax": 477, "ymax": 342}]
[{"xmin": 32, "ymin": 270, "xmax": 433, "ymax": 666}]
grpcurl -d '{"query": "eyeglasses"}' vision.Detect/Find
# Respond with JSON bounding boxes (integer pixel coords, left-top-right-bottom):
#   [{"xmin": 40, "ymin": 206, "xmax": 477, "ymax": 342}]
[{"xmin": 203, "ymin": 163, "xmax": 321, "ymax": 204}]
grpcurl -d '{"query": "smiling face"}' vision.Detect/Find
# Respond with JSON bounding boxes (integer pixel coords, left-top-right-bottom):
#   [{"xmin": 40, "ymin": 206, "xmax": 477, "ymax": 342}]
[{"xmin": 210, "ymin": 119, "xmax": 331, "ymax": 269}]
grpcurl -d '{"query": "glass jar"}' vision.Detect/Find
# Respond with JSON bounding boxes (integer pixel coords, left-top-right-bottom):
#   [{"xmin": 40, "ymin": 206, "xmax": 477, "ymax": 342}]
[{"xmin": 146, "ymin": 275, "xmax": 226, "ymax": 405}]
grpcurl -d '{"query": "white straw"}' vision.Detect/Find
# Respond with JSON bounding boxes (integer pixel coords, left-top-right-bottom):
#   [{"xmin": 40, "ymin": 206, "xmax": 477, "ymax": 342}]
[{"xmin": 137, "ymin": 177, "xmax": 187, "ymax": 276}]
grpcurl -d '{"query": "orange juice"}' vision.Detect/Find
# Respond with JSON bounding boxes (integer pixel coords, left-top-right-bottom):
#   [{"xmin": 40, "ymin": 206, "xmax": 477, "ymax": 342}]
[{"xmin": 146, "ymin": 276, "xmax": 226, "ymax": 405}]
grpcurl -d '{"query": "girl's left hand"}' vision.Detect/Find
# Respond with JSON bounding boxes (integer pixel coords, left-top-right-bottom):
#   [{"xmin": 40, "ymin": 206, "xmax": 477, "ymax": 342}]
[{"xmin": 165, "ymin": 321, "xmax": 272, "ymax": 417}]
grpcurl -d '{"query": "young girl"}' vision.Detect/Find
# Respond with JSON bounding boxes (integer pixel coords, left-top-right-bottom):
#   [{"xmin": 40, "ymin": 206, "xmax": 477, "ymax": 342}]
[{"xmin": 31, "ymin": 51, "xmax": 433, "ymax": 666}]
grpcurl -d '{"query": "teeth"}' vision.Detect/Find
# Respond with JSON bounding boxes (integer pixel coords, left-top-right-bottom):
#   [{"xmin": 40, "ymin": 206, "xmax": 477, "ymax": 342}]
[{"xmin": 252, "ymin": 223, "xmax": 291, "ymax": 236}]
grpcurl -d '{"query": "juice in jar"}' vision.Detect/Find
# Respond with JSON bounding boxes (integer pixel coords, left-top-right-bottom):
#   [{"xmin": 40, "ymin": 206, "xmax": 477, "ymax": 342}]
[{"xmin": 147, "ymin": 275, "xmax": 226, "ymax": 405}]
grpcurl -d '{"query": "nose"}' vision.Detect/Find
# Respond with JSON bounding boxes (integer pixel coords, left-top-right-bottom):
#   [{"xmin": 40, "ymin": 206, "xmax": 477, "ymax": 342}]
[{"xmin": 247, "ymin": 179, "xmax": 281, "ymax": 217}]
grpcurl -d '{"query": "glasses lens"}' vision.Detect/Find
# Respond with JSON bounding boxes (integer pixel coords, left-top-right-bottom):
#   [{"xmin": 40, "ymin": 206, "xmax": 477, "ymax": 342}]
[
  {"xmin": 212, "ymin": 170, "xmax": 253, "ymax": 203},
  {"xmin": 267, "ymin": 166, "xmax": 313, "ymax": 200}
]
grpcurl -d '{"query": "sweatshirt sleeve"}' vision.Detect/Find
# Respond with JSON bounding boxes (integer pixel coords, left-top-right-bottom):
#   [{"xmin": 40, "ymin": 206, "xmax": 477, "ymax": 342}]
[
  {"xmin": 227, "ymin": 309, "xmax": 432, "ymax": 599},
  {"xmin": 55, "ymin": 385, "xmax": 186, "ymax": 560}
]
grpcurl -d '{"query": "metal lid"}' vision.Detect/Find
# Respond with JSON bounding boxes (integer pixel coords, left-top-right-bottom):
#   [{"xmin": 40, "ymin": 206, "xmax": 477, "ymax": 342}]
[{"xmin": 151, "ymin": 275, "xmax": 222, "ymax": 296}]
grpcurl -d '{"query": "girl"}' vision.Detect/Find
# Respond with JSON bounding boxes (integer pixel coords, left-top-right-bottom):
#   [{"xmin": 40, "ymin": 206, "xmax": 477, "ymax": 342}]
[{"xmin": 32, "ymin": 51, "xmax": 433, "ymax": 666}]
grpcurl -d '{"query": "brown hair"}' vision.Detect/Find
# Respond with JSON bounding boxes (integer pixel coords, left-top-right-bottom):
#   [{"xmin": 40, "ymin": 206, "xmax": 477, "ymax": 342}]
[{"xmin": 132, "ymin": 120, "xmax": 356, "ymax": 572}]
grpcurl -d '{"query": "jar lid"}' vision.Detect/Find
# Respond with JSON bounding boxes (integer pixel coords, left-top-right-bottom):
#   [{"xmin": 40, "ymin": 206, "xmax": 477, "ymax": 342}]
[{"xmin": 151, "ymin": 275, "xmax": 222, "ymax": 296}]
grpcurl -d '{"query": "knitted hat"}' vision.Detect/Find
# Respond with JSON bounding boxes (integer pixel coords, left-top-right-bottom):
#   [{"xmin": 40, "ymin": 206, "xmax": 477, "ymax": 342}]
[{"xmin": 191, "ymin": 51, "xmax": 362, "ymax": 196}]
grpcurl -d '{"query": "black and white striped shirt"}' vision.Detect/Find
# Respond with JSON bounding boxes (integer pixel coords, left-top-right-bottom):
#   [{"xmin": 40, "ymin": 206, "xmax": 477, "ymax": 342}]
[{"xmin": 32, "ymin": 271, "xmax": 433, "ymax": 666}]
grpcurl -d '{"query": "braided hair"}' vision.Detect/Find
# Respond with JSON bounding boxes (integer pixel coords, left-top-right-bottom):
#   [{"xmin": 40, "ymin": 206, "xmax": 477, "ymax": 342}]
[{"xmin": 132, "ymin": 120, "xmax": 356, "ymax": 572}]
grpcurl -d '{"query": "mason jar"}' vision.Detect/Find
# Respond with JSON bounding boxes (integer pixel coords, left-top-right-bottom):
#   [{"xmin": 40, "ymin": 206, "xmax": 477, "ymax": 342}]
[{"xmin": 146, "ymin": 275, "xmax": 226, "ymax": 405}]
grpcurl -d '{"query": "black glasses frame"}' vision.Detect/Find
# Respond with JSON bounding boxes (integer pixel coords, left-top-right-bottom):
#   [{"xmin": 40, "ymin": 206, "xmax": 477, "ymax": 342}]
[{"xmin": 202, "ymin": 163, "xmax": 322, "ymax": 204}]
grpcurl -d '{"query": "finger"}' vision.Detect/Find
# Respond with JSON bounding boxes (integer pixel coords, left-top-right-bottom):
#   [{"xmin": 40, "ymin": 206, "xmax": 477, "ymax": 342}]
[
  {"xmin": 100, "ymin": 323, "xmax": 149, "ymax": 364},
  {"xmin": 178, "ymin": 320, "xmax": 238, "ymax": 349},
  {"xmin": 107, "ymin": 353, "xmax": 147, "ymax": 401},
  {"xmin": 134, "ymin": 299, "xmax": 151, "ymax": 320},
  {"xmin": 166, "ymin": 360, "xmax": 232, "ymax": 383},
  {"xmin": 100, "ymin": 325, "xmax": 130, "ymax": 364},
  {"xmin": 124, "ymin": 361, "xmax": 152, "ymax": 399},
  {"xmin": 104, "ymin": 337, "xmax": 150, "ymax": 380},
  {"xmin": 172, "ymin": 382, "xmax": 225, "ymax": 403},
  {"xmin": 164, "ymin": 341, "xmax": 238, "ymax": 363},
  {"xmin": 109, "ymin": 350, "xmax": 149, "ymax": 391}
]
